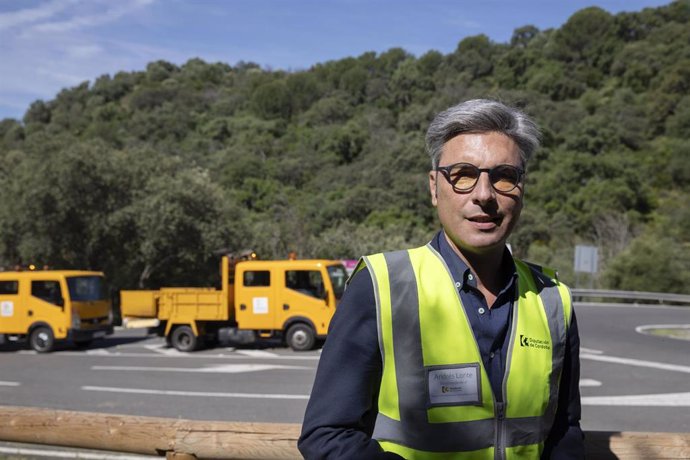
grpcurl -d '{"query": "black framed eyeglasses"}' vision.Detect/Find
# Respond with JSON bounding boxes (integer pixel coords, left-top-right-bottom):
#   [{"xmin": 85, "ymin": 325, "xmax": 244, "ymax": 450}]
[{"xmin": 435, "ymin": 162, "xmax": 525, "ymax": 193}]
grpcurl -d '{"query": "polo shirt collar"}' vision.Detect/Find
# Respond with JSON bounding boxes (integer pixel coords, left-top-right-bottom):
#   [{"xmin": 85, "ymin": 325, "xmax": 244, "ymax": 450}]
[{"xmin": 433, "ymin": 230, "xmax": 518, "ymax": 295}]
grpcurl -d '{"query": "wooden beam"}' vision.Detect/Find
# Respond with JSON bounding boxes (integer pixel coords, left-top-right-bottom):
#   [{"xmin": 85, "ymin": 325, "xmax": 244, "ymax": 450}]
[
  {"xmin": 0, "ymin": 406, "xmax": 301, "ymax": 459},
  {"xmin": 1, "ymin": 406, "xmax": 689, "ymax": 459},
  {"xmin": 586, "ymin": 431, "xmax": 690, "ymax": 460}
]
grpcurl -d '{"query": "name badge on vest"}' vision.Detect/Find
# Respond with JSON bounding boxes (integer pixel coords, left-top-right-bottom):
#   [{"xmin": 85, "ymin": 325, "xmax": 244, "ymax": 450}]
[{"xmin": 426, "ymin": 363, "xmax": 482, "ymax": 407}]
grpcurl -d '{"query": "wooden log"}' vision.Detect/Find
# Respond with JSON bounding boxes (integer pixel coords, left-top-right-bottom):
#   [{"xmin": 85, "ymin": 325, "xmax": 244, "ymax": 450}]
[
  {"xmin": 166, "ymin": 453, "xmax": 198, "ymax": 460},
  {"xmin": 1, "ymin": 406, "xmax": 689, "ymax": 459},
  {"xmin": 0, "ymin": 406, "xmax": 301, "ymax": 459},
  {"xmin": 586, "ymin": 431, "xmax": 690, "ymax": 460}
]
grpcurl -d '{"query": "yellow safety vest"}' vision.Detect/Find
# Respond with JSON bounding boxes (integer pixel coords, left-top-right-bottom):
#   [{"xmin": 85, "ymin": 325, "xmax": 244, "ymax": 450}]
[{"xmin": 359, "ymin": 244, "xmax": 572, "ymax": 460}]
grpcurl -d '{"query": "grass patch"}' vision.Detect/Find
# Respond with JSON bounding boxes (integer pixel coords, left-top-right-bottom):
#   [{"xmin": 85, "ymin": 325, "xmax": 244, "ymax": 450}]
[{"xmin": 645, "ymin": 328, "xmax": 690, "ymax": 340}]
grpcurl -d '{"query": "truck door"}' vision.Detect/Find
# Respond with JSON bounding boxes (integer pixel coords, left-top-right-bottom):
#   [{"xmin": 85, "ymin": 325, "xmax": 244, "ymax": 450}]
[
  {"xmin": 235, "ymin": 268, "xmax": 275, "ymax": 330},
  {"xmin": 281, "ymin": 269, "xmax": 329, "ymax": 335},
  {"xmin": 0, "ymin": 279, "xmax": 21, "ymax": 334},
  {"xmin": 30, "ymin": 279, "xmax": 69, "ymax": 338}
]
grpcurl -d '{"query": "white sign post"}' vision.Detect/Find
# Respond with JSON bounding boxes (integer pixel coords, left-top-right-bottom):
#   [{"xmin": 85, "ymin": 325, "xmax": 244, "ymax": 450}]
[{"xmin": 574, "ymin": 245, "xmax": 598, "ymax": 288}]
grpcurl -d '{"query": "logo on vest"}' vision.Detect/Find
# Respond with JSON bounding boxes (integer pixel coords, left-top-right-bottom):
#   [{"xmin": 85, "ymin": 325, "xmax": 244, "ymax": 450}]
[
  {"xmin": 435, "ymin": 371, "xmax": 472, "ymax": 394},
  {"xmin": 519, "ymin": 334, "xmax": 550, "ymax": 350}
]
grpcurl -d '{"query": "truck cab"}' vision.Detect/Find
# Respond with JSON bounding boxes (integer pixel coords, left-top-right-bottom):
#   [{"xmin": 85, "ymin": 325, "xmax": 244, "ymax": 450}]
[
  {"xmin": 234, "ymin": 259, "xmax": 347, "ymax": 350},
  {"xmin": 0, "ymin": 269, "xmax": 113, "ymax": 352}
]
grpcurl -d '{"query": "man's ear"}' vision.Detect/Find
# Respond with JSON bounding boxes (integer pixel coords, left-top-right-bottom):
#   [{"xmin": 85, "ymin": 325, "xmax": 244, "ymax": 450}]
[{"xmin": 429, "ymin": 170, "xmax": 438, "ymax": 206}]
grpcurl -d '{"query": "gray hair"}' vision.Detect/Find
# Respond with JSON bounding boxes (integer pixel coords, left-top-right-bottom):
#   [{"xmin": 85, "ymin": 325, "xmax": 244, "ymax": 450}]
[{"xmin": 425, "ymin": 99, "xmax": 541, "ymax": 169}]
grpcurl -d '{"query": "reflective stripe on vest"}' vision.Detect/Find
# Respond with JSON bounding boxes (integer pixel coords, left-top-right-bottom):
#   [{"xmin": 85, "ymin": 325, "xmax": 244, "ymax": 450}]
[{"xmin": 362, "ymin": 244, "xmax": 571, "ymax": 459}]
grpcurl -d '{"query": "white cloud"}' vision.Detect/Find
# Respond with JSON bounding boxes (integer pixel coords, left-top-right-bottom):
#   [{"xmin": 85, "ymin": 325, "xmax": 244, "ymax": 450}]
[
  {"xmin": 0, "ymin": 0, "xmax": 164, "ymax": 119},
  {"xmin": 444, "ymin": 18, "xmax": 483, "ymax": 30},
  {"xmin": 0, "ymin": 0, "xmax": 77, "ymax": 31},
  {"xmin": 36, "ymin": 67, "xmax": 88, "ymax": 86},
  {"xmin": 65, "ymin": 44, "xmax": 104, "ymax": 59},
  {"xmin": 101, "ymin": 38, "xmax": 181, "ymax": 62},
  {"xmin": 28, "ymin": 0, "xmax": 155, "ymax": 34}
]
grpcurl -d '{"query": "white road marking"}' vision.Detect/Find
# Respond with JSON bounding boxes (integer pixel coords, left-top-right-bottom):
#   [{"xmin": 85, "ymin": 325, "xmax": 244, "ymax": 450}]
[
  {"xmin": 235, "ymin": 349, "xmax": 280, "ymax": 358},
  {"xmin": 91, "ymin": 363, "xmax": 309, "ymax": 373},
  {"xmin": 0, "ymin": 381, "xmax": 20, "ymax": 386},
  {"xmin": 581, "ymin": 353, "xmax": 690, "ymax": 373},
  {"xmin": 579, "ymin": 379, "xmax": 602, "ymax": 387},
  {"xmin": 87, "ymin": 348, "xmax": 112, "ymax": 355},
  {"xmin": 580, "ymin": 347, "xmax": 603, "ymax": 354},
  {"xmin": 82, "ymin": 385, "xmax": 310, "ymax": 400},
  {"xmin": 0, "ymin": 446, "xmax": 153, "ymax": 459},
  {"xmin": 6, "ymin": 341, "xmax": 321, "ymax": 360},
  {"xmin": 12, "ymin": 349, "xmax": 320, "ymax": 361},
  {"xmin": 636, "ymin": 324, "xmax": 690, "ymax": 332},
  {"xmin": 575, "ymin": 303, "xmax": 687, "ymax": 310},
  {"xmin": 143, "ymin": 344, "xmax": 183, "ymax": 356},
  {"xmin": 115, "ymin": 340, "xmax": 161, "ymax": 349},
  {"xmin": 582, "ymin": 392, "xmax": 690, "ymax": 406}
]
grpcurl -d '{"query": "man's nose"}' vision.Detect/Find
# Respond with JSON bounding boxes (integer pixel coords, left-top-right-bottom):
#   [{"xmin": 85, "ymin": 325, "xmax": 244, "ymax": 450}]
[{"xmin": 471, "ymin": 172, "xmax": 495, "ymax": 203}]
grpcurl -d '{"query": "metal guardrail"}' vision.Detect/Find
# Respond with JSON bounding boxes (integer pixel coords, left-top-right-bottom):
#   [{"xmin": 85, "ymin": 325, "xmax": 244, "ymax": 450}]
[{"xmin": 571, "ymin": 289, "xmax": 690, "ymax": 306}]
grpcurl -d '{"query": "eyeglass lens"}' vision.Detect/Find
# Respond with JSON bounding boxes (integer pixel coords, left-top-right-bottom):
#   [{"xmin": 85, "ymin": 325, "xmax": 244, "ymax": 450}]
[{"xmin": 448, "ymin": 164, "xmax": 521, "ymax": 192}]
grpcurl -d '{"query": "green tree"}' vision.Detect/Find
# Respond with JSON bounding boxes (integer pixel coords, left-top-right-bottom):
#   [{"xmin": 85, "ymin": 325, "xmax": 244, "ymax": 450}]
[
  {"xmin": 251, "ymin": 80, "xmax": 292, "ymax": 119},
  {"xmin": 1, "ymin": 1, "xmax": 689, "ymax": 293},
  {"xmin": 603, "ymin": 233, "xmax": 690, "ymax": 294},
  {"xmin": 550, "ymin": 7, "xmax": 618, "ymax": 70}
]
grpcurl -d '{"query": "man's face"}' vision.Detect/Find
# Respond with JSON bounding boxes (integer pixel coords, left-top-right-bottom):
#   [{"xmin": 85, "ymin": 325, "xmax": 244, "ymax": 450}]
[{"xmin": 429, "ymin": 132, "xmax": 524, "ymax": 255}]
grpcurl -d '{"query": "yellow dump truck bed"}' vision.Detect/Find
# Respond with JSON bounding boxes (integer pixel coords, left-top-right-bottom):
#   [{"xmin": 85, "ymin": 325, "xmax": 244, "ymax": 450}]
[
  {"xmin": 119, "ymin": 290, "xmax": 159, "ymax": 318},
  {"xmin": 120, "ymin": 288, "xmax": 229, "ymax": 322}
]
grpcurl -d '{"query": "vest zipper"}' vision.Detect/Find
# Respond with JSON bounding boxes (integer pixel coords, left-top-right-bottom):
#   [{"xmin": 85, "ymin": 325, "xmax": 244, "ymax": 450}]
[
  {"xmin": 494, "ymin": 401, "xmax": 506, "ymax": 460},
  {"xmin": 496, "ymin": 294, "xmax": 518, "ymax": 460}
]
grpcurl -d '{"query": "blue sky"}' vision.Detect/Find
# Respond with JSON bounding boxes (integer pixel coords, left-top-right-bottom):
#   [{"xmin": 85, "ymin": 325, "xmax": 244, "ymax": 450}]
[{"xmin": 0, "ymin": 0, "xmax": 673, "ymax": 121}]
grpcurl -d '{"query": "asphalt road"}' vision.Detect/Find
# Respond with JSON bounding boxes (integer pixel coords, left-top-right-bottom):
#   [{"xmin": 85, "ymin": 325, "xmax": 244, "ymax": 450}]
[
  {"xmin": 576, "ymin": 303, "xmax": 690, "ymax": 433},
  {"xmin": 0, "ymin": 330, "xmax": 318, "ymax": 424},
  {"xmin": 1, "ymin": 304, "xmax": 688, "ymax": 438}
]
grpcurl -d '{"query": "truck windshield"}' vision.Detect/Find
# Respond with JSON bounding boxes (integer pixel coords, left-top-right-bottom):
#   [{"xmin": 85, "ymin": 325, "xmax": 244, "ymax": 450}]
[
  {"xmin": 327, "ymin": 265, "xmax": 347, "ymax": 300},
  {"xmin": 67, "ymin": 276, "xmax": 106, "ymax": 301}
]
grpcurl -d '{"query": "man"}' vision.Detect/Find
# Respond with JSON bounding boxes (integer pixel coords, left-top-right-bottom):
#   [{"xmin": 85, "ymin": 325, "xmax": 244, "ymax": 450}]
[{"xmin": 299, "ymin": 99, "xmax": 584, "ymax": 459}]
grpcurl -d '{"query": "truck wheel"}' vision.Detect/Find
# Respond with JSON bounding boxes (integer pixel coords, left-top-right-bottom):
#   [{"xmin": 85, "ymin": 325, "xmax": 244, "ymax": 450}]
[
  {"xmin": 286, "ymin": 324, "xmax": 315, "ymax": 351},
  {"xmin": 29, "ymin": 326, "xmax": 55, "ymax": 353},
  {"xmin": 171, "ymin": 325, "xmax": 199, "ymax": 352}
]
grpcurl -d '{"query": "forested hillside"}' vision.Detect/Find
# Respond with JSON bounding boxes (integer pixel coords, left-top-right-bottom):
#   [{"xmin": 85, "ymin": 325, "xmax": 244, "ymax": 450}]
[{"xmin": 0, "ymin": 2, "xmax": 689, "ymax": 292}]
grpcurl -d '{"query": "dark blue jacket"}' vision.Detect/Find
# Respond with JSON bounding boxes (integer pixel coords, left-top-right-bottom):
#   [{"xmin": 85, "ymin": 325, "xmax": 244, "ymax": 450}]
[{"xmin": 299, "ymin": 233, "xmax": 584, "ymax": 459}]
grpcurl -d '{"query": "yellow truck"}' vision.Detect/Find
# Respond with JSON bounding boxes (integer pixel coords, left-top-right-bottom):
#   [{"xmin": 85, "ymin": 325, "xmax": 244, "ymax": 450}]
[
  {"xmin": 120, "ymin": 255, "xmax": 347, "ymax": 351},
  {"xmin": 0, "ymin": 268, "xmax": 114, "ymax": 352}
]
